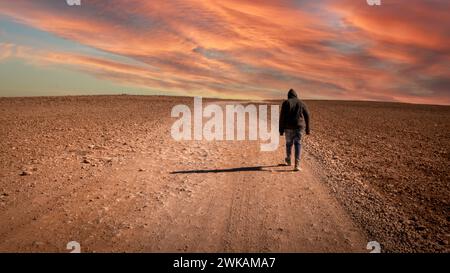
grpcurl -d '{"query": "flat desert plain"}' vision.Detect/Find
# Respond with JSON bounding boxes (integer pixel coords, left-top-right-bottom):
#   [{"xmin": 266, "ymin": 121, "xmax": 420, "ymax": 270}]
[{"xmin": 0, "ymin": 96, "xmax": 448, "ymax": 252}]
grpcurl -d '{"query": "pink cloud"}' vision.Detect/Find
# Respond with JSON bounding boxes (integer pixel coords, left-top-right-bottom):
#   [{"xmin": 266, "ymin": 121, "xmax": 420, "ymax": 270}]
[{"xmin": 0, "ymin": 0, "xmax": 448, "ymax": 104}]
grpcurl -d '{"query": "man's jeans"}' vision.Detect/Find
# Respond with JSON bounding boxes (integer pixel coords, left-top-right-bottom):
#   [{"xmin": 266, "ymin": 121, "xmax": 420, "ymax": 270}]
[{"xmin": 285, "ymin": 129, "xmax": 302, "ymax": 162}]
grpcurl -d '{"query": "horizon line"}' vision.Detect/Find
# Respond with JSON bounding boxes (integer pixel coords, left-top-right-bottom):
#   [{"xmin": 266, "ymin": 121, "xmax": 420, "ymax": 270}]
[{"xmin": 1, "ymin": 93, "xmax": 449, "ymax": 107}]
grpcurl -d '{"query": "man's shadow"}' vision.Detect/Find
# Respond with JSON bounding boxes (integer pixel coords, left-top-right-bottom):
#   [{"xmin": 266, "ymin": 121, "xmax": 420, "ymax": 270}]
[{"xmin": 171, "ymin": 164, "xmax": 294, "ymax": 174}]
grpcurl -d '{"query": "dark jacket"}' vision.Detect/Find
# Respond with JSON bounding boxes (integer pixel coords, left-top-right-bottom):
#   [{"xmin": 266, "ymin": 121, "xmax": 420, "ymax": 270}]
[{"xmin": 279, "ymin": 89, "xmax": 310, "ymax": 134}]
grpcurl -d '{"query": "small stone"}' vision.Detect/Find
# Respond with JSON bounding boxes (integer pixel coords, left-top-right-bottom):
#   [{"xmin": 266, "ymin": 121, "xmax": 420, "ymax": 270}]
[
  {"xmin": 20, "ymin": 170, "xmax": 31, "ymax": 176},
  {"xmin": 415, "ymin": 225, "xmax": 426, "ymax": 232},
  {"xmin": 33, "ymin": 241, "xmax": 45, "ymax": 247}
]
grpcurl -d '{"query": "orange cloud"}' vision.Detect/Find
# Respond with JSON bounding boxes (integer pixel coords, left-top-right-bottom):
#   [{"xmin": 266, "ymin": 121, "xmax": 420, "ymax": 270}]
[
  {"xmin": 0, "ymin": 43, "xmax": 15, "ymax": 61},
  {"xmin": 0, "ymin": 0, "xmax": 448, "ymax": 104}
]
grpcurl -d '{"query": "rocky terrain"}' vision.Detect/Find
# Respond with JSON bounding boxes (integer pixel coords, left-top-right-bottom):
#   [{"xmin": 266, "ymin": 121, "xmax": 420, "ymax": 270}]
[
  {"xmin": 0, "ymin": 96, "xmax": 448, "ymax": 252},
  {"xmin": 304, "ymin": 100, "xmax": 449, "ymax": 252}
]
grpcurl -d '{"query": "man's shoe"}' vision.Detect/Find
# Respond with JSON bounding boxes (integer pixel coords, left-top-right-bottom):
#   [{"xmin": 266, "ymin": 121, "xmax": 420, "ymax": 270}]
[
  {"xmin": 285, "ymin": 157, "xmax": 291, "ymax": 166},
  {"xmin": 294, "ymin": 160, "xmax": 301, "ymax": 171}
]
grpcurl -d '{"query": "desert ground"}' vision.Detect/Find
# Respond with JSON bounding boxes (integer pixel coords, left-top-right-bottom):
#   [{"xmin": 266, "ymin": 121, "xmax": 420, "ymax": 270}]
[{"xmin": 0, "ymin": 95, "xmax": 448, "ymax": 253}]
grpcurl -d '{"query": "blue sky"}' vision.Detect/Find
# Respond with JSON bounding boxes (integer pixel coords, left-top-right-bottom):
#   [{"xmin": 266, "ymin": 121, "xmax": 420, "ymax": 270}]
[{"xmin": 0, "ymin": 0, "xmax": 449, "ymax": 104}]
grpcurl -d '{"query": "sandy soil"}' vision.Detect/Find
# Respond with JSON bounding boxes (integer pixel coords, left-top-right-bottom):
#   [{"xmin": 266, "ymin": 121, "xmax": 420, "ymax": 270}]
[
  {"xmin": 0, "ymin": 96, "xmax": 448, "ymax": 252},
  {"xmin": 304, "ymin": 101, "xmax": 449, "ymax": 252}
]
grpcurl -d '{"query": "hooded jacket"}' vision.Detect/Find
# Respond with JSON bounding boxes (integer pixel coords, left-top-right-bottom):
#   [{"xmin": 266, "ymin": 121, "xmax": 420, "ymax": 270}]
[{"xmin": 279, "ymin": 89, "xmax": 310, "ymax": 134}]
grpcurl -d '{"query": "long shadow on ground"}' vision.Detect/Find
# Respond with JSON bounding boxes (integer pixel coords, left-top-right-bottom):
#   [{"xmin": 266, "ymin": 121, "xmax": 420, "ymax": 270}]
[{"xmin": 171, "ymin": 164, "xmax": 287, "ymax": 174}]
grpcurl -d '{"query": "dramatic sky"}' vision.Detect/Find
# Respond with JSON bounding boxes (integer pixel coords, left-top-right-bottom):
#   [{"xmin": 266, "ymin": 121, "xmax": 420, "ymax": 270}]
[{"xmin": 0, "ymin": 0, "xmax": 449, "ymax": 104}]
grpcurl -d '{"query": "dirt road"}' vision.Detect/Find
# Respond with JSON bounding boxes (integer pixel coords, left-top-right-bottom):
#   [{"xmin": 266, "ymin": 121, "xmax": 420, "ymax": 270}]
[
  {"xmin": 125, "ymin": 139, "xmax": 367, "ymax": 253},
  {"xmin": 0, "ymin": 96, "xmax": 368, "ymax": 252}
]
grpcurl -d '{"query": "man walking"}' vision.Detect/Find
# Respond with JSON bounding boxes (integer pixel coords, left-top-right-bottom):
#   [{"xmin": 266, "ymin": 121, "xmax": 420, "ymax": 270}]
[{"xmin": 279, "ymin": 89, "xmax": 310, "ymax": 171}]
